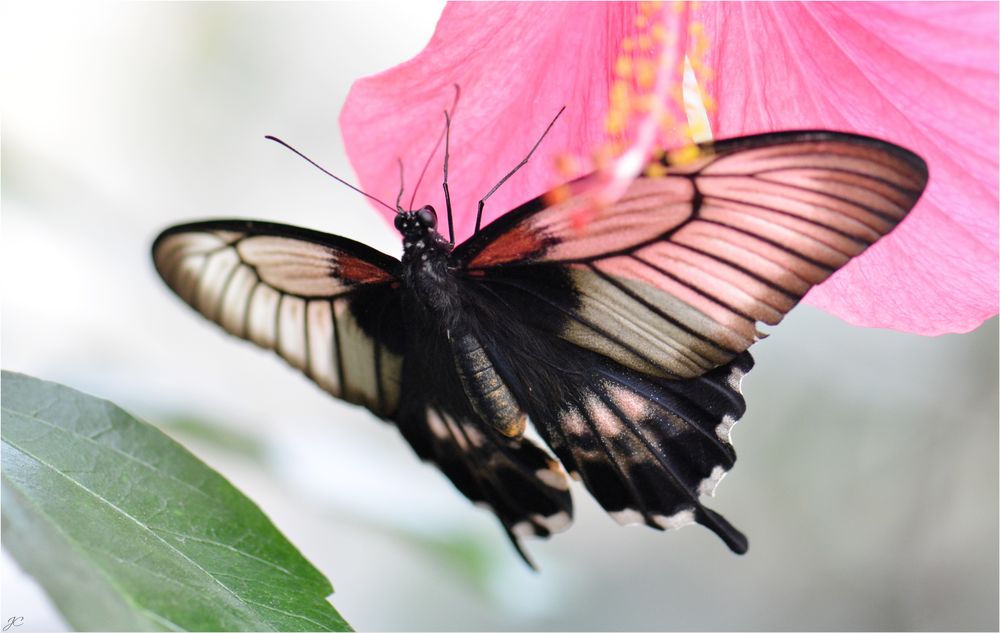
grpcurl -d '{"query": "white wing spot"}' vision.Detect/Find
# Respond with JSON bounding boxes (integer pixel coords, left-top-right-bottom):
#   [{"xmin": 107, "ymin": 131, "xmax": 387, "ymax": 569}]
[
  {"xmin": 426, "ymin": 408, "xmax": 450, "ymax": 440},
  {"xmin": 610, "ymin": 508, "xmax": 644, "ymax": 526},
  {"xmin": 536, "ymin": 465, "xmax": 570, "ymax": 491},
  {"xmin": 534, "ymin": 511, "xmax": 572, "ymax": 534},
  {"xmin": 716, "ymin": 414, "xmax": 737, "ymax": 444},
  {"xmin": 512, "ymin": 521, "xmax": 536, "ymax": 538},
  {"xmin": 698, "ymin": 465, "xmax": 728, "ymax": 497},
  {"xmin": 725, "ymin": 366, "xmax": 746, "ymax": 393},
  {"xmin": 585, "ymin": 392, "xmax": 622, "ymax": 436},
  {"xmin": 561, "ymin": 407, "xmax": 588, "ymax": 436},
  {"xmin": 606, "ymin": 381, "xmax": 653, "ymax": 421},
  {"xmin": 463, "ymin": 424, "xmax": 486, "ymax": 448},
  {"xmin": 653, "ymin": 508, "xmax": 696, "ymax": 530}
]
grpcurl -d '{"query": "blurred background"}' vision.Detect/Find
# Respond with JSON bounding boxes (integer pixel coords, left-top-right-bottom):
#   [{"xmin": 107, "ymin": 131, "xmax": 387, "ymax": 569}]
[{"xmin": 3, "ymin": 3, "xmax": 997, "ymax": 631}]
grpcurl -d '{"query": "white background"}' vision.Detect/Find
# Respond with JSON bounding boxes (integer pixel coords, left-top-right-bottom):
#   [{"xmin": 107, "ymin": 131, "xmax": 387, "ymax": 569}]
[{"xmin": 3, "ymin": 3, "xmax": 997, "ymax": 630}]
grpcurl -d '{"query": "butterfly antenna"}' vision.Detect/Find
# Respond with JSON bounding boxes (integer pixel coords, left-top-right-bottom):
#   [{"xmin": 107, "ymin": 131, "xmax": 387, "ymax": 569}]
[
  {"xmin": 408, "ymin": 132, "xmax": 444, "ymax": 213},
  {"xmin": 474, "ymin": 105, "xmax": 566, "ymax": 234},
  {"xmin": 395, "ymin": 158, "xmax": 405, "ymax": 213},
  {"xmin": 409, "ymin": 84, "xmax": 461, "ymax": 243},
  {"xmin": 442, "ymin": 109, "xmax": 455, "ymax": 244},
  {"xmin": 264, "ymin": 135, "xmax": 398, "ymax": 214}
]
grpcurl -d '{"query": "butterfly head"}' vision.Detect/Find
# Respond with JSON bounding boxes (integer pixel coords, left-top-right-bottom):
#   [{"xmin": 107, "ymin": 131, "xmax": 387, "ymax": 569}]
[
  {"xmin": 394, "ymin": 205, "xmax": 438, "ymax": 235},
  {"xmin": 397, "ymin": 205, "xmax": 450, "ymax": 262}
]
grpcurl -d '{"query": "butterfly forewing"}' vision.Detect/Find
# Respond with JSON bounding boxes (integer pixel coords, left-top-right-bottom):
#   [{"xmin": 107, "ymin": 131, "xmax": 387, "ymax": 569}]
[
  {"xmin": 456, "ymin": 131, "xmax": 928, "ymax": 379},
  {"xmin": 153, "ymin": 220, "xmax": 404, "ymax": 416}
]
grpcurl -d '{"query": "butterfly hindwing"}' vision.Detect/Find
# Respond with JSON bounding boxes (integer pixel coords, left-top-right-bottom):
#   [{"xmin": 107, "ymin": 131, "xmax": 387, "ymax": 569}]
[
  {"xmin": 393, "ymin": 306, "xmax": 573, "ymax": 562},
  {"xmin": 152, "ymin": 220, "xmax": 405, "ymax": 417},
  {"xmin": 459, "ymin": 269, "xmax": 753, "ymax": 552},
  {"xmin": 456, "ymin": 131, "xmax": 928, "ymax": 379}
]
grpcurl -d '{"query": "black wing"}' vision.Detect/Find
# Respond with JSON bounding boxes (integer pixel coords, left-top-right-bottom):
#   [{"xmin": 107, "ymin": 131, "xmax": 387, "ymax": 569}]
[
  {"xmin": 451, "ymin": 131, "xmax": 927, "ymax": 551},
  {"xmin": 153, "ymin": 220, "xmax": 405, "ymax": 416}
]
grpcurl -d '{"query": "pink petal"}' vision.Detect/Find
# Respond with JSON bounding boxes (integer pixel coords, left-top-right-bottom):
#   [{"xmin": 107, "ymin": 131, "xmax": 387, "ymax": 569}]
[
  {"xmin": 694, "ymin": 1, "xmax": 999, "ymax": 334},
  {"xmin": 340, "ymin": 2, "xmax": 676, "ymax": 244}
]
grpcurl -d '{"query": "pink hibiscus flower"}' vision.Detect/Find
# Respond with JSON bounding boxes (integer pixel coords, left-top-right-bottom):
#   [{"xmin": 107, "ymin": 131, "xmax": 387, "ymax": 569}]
[{"xmin": 340, "ymin": 1, "xmax": 998, "ymax": 335}]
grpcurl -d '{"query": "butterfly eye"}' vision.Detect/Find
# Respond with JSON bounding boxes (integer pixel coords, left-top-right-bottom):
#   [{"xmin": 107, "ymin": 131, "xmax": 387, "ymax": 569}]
[
  {"xmin": 417, "ymin": 206, "xmax": 437, "ymax": 228},
  {"xmin": 394, "ymin": 214, "xmax": 406, "ymax": 231}
]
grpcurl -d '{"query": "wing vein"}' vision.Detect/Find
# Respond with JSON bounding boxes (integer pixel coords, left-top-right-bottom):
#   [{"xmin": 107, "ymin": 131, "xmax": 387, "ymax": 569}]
[
  {"xmin": 695, "ymin": 218, "xmax": 837, "ymax": 272},
  {"xmin": 704, "ymin": 193, "xmax": 874, "ymax": 248},
  {"xmin": 575, "ymin": 402, "xmax": 655, "ymax": 524},
  {"xmin": 587, "ymin": 262, "xmax": 739, "ymax": 355},
  {"xmin": 626, "ymin": 253, "xmax": 759, "ymax": 326},
  {"xmin": 595, "ymin": 388, "xmax": 701, "ymax": 508},
  {"xmin": 485, "ymin": 275, "xmax": 682, "ymax": 378},
  {"xmin": 272, "ymin": 294, "xmax": 284, "ymax": 357},
  {"xmin": 331, "ymin": 300, "xmax": 345, "ymax": 398},
  {"xmin": 659, "ymin": 242, "xmax": 803, "ymax": 301},
  {"xmin": 303, "ymin": 299, "xmax": 313, "ymax": 380},
  {"xmin": 212, "ymin": 257, "xmax": 242, "ymax": 323}
]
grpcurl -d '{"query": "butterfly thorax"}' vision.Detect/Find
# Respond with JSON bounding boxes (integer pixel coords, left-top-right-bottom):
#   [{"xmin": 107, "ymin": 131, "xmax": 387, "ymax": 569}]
[{"xmin": 395, "ymin": 206, "xmax": 459, "ymax": 316}]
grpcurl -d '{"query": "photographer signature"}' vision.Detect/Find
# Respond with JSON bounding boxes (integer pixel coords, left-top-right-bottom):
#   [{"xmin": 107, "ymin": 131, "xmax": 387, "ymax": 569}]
[{"xmin": 2, "ymin": 617, "xmax": 23, "ymax": 631}]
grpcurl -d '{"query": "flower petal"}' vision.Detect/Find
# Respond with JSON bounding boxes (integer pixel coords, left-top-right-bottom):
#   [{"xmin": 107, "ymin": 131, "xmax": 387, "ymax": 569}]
[
  {"xmin": 340, "ymin": 2, "xmax": 658, "ymax": 243},
  {"xmin": 694, "ymin": 1, "xmax": 999, "ymax": 333}
]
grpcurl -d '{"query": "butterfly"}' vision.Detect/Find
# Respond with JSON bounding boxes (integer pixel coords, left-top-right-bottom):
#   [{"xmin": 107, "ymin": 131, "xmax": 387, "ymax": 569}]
[{"xmin": 153, "ymin": 129, "xmax": 927, "ymax": 565}]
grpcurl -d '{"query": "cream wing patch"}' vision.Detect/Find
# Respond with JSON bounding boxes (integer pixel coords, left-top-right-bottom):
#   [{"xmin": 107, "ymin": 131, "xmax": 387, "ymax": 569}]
[{"xmin": 153, "ymin": 225, "xmax": 402, "ymax": 416}]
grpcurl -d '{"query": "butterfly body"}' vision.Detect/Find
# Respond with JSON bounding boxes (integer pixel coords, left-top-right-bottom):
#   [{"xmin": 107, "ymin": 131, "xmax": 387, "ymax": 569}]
[
  {"xmin": 395, "ymin": 205, "xmax": 529, "ymax": 438},
  {"xmin": 153, "ymin": 130, "xmax": 928, "ymax": 563}
]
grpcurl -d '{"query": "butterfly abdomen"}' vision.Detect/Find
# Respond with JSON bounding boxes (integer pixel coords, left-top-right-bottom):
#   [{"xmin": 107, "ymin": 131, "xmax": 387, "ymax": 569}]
[{"xmin": 451, "ymin": 331, "xmax": 527, "ymax": 438}]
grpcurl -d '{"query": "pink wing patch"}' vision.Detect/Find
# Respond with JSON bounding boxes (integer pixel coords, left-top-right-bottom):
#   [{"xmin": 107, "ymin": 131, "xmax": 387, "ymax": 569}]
[
  {"xmin": 465, "ymin": 132, "xmax": 928, "ymax": 379},
  {"xmin": 695, "ymin": 2, "xmax": 998, "ymax": 333}
]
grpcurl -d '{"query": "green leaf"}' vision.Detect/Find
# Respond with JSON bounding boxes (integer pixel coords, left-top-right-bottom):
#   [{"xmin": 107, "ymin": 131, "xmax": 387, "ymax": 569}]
[{"xmin": 1, "ymin": 371, "xmax": 351, "ymax": 632}]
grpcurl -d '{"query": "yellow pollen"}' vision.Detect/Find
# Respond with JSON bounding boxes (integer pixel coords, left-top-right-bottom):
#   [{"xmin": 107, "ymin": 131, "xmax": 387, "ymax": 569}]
[
  {"xmin": 645, "ymin": 162, "xmax": 668, "ymax": 178},
  {"xmin": 634, "ymin": 94, "xmax": 655, "ymax": 112},
  {"xmin": 555, "ymin": 154, "xmax": 578, "ymax": 177},
  {"xmin": 667, "ymin": 144, "xmax": 703, "ymax": 165},
  {"xmin": 545, "ymin": 184, "xmax": 572, "ymax": 205},
  {"xmin": 551, "ymin": 0, "xmax": 719, "ymax": 198},
  {"xmin": 605, "ymin": 110, "xmax": 626, "ymax": 135},
  {"xmin": 700, "ymin": 90, "xmax": 716, "ymax": 113},
  {"xmin": 636, "ymin": 58, "xmax": 657, "ymax": 88},
  {"xmin": 615, "ymin": 55, "xmax": 633, "ymax": 78},
  {"xmin": 611, "ymin": 80, "xmax": 631, "ymax": 105},
  {"xmin": 658, "ymin": 110, "xmax": 678, "ymax": 134}
]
